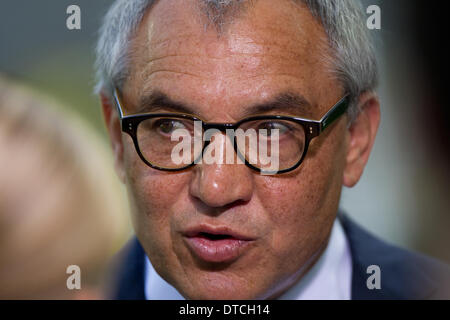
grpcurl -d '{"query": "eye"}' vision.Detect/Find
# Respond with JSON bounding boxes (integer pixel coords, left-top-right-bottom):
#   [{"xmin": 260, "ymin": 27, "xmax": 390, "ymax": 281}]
[
  {"xmin": 154, "ymin": 119, "xmax": 187, "ymax": 135},
  {"xmin": 257, "ymin": 121, "xmax": 290, "ymax": 136}
]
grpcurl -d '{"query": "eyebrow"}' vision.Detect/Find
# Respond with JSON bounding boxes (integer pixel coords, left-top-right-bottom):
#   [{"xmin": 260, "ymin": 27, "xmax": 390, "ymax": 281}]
[
  {"xmin": 137, "ymin": 91, "xmax": 195, "ymax": 115},
  {"xmin": 243, "ymin": 92, "xmax": 314, "ymax": 118},
  {"xmin": 136, "ymin": 91, "xmax": 314, "ymax": 119}
]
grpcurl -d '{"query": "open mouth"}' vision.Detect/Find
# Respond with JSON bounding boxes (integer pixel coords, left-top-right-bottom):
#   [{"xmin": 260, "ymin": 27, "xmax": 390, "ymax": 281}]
[
  {"xmin": 196, "ymin": 232, "xmax": 234, "ymax": 240},
  {"xmin": 183, "ymin": 227, "xmax": 254, "ymax": 263}
]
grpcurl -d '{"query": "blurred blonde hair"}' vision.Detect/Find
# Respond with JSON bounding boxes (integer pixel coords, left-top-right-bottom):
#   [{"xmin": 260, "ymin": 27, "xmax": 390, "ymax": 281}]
[{"xmin": 0, "ymin": 75, "xmax": 131, "ymax": 299}]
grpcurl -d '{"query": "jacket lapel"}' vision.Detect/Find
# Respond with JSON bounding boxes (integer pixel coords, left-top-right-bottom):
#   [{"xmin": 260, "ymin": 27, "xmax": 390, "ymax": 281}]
[
  {"xmin": 110, "ymin": 237, "xmax": 146, "ymax": 300},
  {"xmin": 339, "ymin": 214, "xmax": 437, "ymax": 299}
]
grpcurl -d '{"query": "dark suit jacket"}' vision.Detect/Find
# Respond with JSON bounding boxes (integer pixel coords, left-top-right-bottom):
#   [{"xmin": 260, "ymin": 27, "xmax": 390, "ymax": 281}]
[{"xmin": 107, "ymin": 214, "xmax": 450, "ymax": 300}]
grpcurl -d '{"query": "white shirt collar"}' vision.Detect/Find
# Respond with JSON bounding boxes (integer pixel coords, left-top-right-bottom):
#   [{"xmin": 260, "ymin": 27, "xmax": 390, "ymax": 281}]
[{"xmin": 144, "ymin": 218, "xmax": 352, "ymax": 300}]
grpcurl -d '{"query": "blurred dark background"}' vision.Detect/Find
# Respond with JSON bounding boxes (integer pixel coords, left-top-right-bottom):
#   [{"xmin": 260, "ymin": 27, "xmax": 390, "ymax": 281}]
[
  {"xmin": 340, "ymin": 0, "xmax": 450, "ymax": 263},
  {"xmin": 0, "ymin": 0, "xmax": 110, "ymax": 132},
  {"xmin": 0, "ymin": 1, "xmax": 449, "ymax": 264}
]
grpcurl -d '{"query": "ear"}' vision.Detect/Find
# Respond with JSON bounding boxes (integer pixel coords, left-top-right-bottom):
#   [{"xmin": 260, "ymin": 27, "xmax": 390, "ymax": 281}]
[
  {"xmin": 100, "ymin": 92, "xmax": 126, "ymax": 183},
  {"xmin": 343, "ymin": 91, "xmax": 381, "ymax": 188}
]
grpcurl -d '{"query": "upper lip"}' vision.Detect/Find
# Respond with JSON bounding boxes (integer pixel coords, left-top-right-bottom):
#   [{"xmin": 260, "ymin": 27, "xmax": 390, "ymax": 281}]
[{"xmin": 183, "ymin": 224, "xmax": 255, "ymax": 241}]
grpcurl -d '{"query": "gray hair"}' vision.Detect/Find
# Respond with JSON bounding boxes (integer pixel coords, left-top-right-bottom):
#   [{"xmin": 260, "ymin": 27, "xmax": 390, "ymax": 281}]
[{"xmin": 95, "ymin": 0, "xmax": 378, "ymax": 120}]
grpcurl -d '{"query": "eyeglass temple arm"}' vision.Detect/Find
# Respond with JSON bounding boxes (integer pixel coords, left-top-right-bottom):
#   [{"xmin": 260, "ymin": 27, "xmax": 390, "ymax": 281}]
[
  {"xmin": 319, "ymin": 95, "xmax": 350, "ymax": 132},
  {"xmin": 112, "ymin": 88, "xmax": 125, "ymax": 119}
]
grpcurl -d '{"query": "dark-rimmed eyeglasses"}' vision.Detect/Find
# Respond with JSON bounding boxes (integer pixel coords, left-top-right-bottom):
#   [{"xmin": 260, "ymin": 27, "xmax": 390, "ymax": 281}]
[{"xmin": 113, "ymin": 89, "xmax": 349, "ymax": 175}]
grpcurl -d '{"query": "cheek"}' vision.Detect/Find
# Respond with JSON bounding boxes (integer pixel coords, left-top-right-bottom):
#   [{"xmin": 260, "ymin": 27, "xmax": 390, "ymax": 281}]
[
  {"xmin": 122, "ymin": 141, "xmax": 189, "ymax": 242},
  {"xmin": 254, "ymin": 130, "xmax": 346, "ymax": 271},
  {"xmin": 256, "ymin": 165, "xmax": 329, "ymax": 235},
  {"xmin": 255, "ymin": 175, "xmax": 321, "ymax": 259}
]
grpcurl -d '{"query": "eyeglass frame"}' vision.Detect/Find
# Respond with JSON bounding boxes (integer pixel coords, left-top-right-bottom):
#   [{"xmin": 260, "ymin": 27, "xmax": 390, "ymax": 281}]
[{"xmin": 112, "ymin": 88, "xmax": 350, "ymax": 175}]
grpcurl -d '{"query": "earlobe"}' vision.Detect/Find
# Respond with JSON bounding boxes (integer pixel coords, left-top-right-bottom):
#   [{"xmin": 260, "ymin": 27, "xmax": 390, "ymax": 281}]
[
  {"xmin": 100, "ymin": 93, "xmax": 126, "ymax": 183},
  {"xmin": 342, "ymin": 92, "xmax": 381, "ymax": 188}
]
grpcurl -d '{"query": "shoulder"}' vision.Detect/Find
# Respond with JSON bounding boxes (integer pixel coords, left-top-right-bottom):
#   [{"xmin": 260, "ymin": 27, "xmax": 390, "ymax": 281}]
[{"xmin": 340, "ymin": 214, "xmax": 450, "ymax": 299}]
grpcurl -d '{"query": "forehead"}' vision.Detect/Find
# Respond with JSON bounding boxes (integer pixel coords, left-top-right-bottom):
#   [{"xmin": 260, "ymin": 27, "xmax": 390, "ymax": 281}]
[{"xmin": 124, "ymin": 0, "xmax": 339, "ymax": 119}]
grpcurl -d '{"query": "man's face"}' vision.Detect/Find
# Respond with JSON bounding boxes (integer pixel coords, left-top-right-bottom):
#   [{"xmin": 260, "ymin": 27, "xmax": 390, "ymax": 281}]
[{"xmin": 118, "ymin": 0, "xmax": 349, "ymax": 299}]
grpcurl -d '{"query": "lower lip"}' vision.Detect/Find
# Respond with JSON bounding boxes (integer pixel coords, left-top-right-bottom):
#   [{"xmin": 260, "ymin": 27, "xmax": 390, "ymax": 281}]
[{"xmin": 184, "ymin": 236, "xmax": 252, "ymax": 263}]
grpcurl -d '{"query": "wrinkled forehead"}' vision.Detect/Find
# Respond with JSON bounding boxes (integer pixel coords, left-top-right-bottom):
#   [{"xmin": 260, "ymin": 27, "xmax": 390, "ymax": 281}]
[{"xmin": 124, "ymin": 0, "xmax": 337, "ymax": 119}]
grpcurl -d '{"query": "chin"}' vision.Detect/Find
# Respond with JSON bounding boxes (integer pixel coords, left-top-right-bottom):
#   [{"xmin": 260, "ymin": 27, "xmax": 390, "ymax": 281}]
[
  {"xmin": 179, "ymin": 277, "xmax": 263, "ymax": 300},
  {"xmin": 186, "ymin": 290, "xmax": 257, "ymax": 300}
]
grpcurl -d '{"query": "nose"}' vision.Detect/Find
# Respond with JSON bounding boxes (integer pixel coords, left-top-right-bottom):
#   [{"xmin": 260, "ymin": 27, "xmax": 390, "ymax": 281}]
[{"xmin": 189, "ymin": 132, "xmax": 254, "ymax": 210}]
